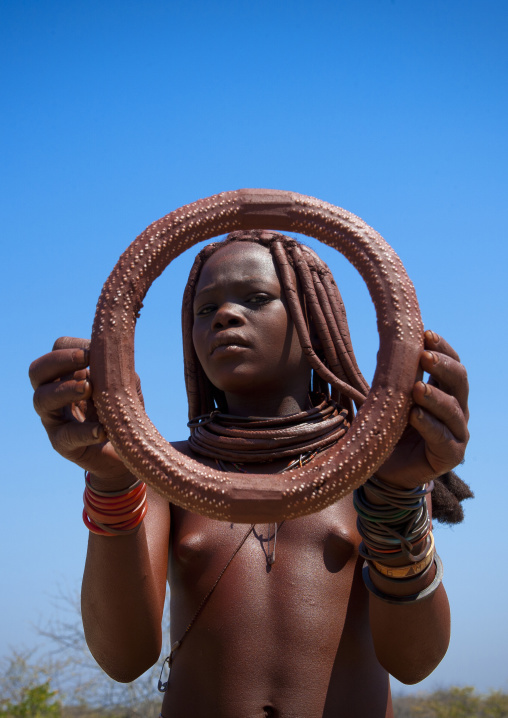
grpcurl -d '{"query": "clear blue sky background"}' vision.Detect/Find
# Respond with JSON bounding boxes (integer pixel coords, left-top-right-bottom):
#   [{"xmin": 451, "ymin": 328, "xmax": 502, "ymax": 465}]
[{"xmin": 1, "ymin": 0, "xmax": 507, "ymax": 697}]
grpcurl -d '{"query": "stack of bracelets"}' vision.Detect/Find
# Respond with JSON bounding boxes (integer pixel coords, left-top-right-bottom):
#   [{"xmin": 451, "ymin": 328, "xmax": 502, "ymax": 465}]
[
  {"xmin": 354, "ymin": 475, "xmax": 443, "ymax": 604},
  {"xmin": 83, "ymin": 472, "xmax": 148, "ymax": 536}
]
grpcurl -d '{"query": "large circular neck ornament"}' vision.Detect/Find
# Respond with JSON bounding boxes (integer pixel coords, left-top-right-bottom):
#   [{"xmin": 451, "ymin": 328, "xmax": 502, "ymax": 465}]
[{"xmin": 90, "ymin": 189, "xmax": 423, "ymax": 523}]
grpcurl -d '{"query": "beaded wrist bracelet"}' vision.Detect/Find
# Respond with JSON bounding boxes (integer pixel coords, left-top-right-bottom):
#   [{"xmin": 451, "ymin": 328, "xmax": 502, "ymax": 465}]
[
  {"xmin": 82, "ymin": 472, "xmax": 147, "ymax": 537},
  {"xmin": 354, "ymin": 476, "xmax": 437, "ymax": 585},
  {"xmin": 372, "ymin": 533, "xmax": 435, "ymax": 579},
  {"xmin": 362, "ymin": 554, "xmax": 444, "ymax": 605}
]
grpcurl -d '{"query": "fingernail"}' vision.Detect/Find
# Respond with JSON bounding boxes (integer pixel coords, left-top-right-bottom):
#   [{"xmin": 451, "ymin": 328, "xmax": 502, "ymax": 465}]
[
  {"xmin": 424, "ymin": 330, "xmax": 439, "ymax": 344},
  {"xmin": 92, "ymin": 425, "xmax": 103, "ymax": 439},
  {"xmin": 423, "ymin": 383, "xmax": 432, "ymax": 397},
  {"xmin": 72, "ymin": 349, "xmax": 88, "ymax": 364},
  {"xmin": 423, "ymin": 350, "xmax": 438, "ymax": 365},
  {"xmin": 416, "ymin": 407, "xmax": 424, "ymax": 420},
  {"xmin": 76, "ymin": 380, "xmax": 87, "ymax": 394}
]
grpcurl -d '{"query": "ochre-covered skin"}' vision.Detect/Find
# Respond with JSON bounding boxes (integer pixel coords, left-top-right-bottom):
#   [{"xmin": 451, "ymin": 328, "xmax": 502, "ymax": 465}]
[
  {"xmin": 90, "ymin": 189, "xmax": 423, "ymax": 522},
  {"xmin": 29, "ymin": 217, "xmax": 470, "ymax": 714}
]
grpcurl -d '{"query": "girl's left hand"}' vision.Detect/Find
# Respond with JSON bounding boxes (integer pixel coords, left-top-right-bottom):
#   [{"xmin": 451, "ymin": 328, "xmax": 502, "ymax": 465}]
[{"xmin": 375, "ymin": 330, "xmax": 469, "ymax": 489}]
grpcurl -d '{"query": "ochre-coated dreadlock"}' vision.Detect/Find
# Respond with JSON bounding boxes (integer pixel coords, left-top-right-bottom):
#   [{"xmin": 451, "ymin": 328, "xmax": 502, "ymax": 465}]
[{"xmin": 181, "ymin": 230, "xmax": 472, "ymax": 523}]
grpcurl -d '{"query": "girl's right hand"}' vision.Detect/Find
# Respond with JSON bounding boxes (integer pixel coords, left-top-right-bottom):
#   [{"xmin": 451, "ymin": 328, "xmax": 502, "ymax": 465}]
[{"xmin": 29, "ymin": 336, "xmax": 136, "ymax": 490}]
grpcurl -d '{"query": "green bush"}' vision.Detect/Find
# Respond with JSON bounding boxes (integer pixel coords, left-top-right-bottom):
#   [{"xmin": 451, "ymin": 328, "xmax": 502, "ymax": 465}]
[
  {"xmin": 394, "ymin": 686, "xmax": 508, "ymax": 718},
  {"xmin": 0, "ymin": 679, "xmax": 61, "ymax": 717}
]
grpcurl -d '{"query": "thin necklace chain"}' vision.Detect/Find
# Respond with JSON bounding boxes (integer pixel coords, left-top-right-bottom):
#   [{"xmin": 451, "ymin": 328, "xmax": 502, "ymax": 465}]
[
  {"xmin": 216, "ymin": 449, "xmax": 318, "ymax": 566},
  {"xmin": 158, "ymin": 445, "xmax": 331, "ymax": 693}
]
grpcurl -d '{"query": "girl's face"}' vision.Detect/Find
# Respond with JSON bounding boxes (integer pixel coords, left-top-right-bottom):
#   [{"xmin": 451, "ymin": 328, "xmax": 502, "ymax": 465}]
[{"xmin": 192, "ymin": 242, "xmax": 311, "ymax": 415}]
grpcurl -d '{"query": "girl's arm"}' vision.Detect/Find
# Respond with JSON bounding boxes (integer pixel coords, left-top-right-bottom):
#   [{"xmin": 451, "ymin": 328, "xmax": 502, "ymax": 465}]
[
  {"xmin": 30, "ymin": 337, "xmax": 170, "ymax": 681},
  {"xmin": 81, "ymin": 485, "xmax": 170, "ymax": 682},
  {"xmin": 365, "ymin": 330, "xmax": 468, "ymax": 683}
]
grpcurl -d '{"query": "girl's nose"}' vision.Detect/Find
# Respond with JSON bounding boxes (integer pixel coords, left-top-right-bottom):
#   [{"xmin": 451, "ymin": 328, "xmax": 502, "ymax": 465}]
[{"xmin": 212, "ymin": 303, "xmax": 244, "ymax": 329}]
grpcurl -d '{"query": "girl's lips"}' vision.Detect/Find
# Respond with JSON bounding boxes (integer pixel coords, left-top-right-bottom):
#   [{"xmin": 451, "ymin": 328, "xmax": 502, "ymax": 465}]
[
  {"xmin": 211, "ymin": 343, "xmax": 248, "ymax": 355},
  {"xmin": 210, "ymin": 335, "xmax": 249, "ymax": 354},
  {"xmin": 210, "ymin": 344, "xmax": 251, "ymax": 360}
]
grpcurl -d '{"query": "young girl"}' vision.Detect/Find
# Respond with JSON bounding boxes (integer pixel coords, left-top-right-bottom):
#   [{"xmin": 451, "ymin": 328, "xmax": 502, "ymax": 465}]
[{"xmin": 29, "ymin": 230, "xmax": 470, "ymax": 718}]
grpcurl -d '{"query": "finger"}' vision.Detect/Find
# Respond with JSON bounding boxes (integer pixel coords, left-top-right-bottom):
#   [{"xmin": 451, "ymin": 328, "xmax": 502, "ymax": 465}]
[
  {"xmin": 424, "ymin": 330, "xmax": 460, "ymax": 362},
  {"xmin": 29, "ymin": 347, "xmax": 89, "ymax": 389},
  {"xmin": 413, "ymin": 381, "xmax": 469, "ymax": 442},
  {"xmin": 135, "ymin": 372, "xmax": 145, "ymax": 408},
  {"xmin": 419, "ymin": 351, "xmax": 469, "ymax": 419},
  {"xmin": 52, "ymin": 336, "xmax": 91, "ymax": 352},
  {"xmin": 50, "ymin": 420, "xmax": 107, "ymax": 455},
  {"xmin": 60, "ymin": 368, "xmax": 87, "ymax": 383},
  {"xmin": 61, "ymin": 368, "xmax": 100, "ymax": 424},
  {"xmin": 409, "ymin": 406, "xmax": 467, "ymax": 475},
  {"xmin": 33, "ymin": 378, "xmax": 92, "ymax": 421}
]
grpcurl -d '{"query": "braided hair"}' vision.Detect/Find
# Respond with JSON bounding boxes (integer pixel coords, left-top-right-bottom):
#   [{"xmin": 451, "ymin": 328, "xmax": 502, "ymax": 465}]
[{"xmin": 181, "ymin": 230, "xmax": 472, "ymax": 523}]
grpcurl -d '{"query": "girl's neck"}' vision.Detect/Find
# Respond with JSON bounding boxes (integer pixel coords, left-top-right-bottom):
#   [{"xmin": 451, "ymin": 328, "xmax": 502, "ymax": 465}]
[{"xmin": 224, "ymin": 390, "xmax": 310, "ymax": 418}]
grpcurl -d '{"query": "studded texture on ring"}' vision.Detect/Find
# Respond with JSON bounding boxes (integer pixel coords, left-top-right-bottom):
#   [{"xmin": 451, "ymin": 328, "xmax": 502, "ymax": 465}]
[{"xmin": 90, "ymin": 189, "xmax": 423, "ymax": 523}]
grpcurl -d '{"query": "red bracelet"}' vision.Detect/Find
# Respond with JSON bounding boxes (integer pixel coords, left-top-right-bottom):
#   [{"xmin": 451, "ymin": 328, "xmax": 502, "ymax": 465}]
[
  {"xmin": 82, "ymin": 472, "xmax": 147, "ymax": 537},
  {"xmin": 84, "ymin": 485, "xmax": 147, "ymax": 517},
  {"xmin": 83, "ymin": 495, "xmax": 147, "ymax": 524},
  {"xmin": 83, "ymin": 502, "xmax": 148, "ymax": 536}
]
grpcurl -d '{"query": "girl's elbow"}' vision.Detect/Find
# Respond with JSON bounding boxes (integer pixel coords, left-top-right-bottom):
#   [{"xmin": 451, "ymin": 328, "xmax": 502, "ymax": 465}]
[{"xmin": 93, "ymin": 643, "xmax": 161, "ymax": 684}]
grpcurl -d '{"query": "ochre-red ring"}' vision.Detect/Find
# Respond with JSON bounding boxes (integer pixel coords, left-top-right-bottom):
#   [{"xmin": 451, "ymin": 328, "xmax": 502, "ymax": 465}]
[{"xmin": 90, "ymin": 189, "xmax": 423, "ymax": 523}]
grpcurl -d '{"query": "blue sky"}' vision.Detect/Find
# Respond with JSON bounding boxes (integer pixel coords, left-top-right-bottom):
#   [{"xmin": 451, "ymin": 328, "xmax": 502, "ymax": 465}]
[{"xmin": 1, "ymin": 0, "xmax": 507, "ymax": 696}]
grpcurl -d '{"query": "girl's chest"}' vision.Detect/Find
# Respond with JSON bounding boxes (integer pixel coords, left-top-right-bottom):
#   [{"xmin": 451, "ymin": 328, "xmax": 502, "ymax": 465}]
[{"xmin": 169, "ymin": 495, "xmax": 361, "ymax": 585}]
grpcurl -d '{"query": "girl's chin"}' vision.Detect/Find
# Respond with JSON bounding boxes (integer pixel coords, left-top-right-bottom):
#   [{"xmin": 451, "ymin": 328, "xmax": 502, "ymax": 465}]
[
  {"xmin": 210, "ymin": 376, "xmax": 279, "ymax": 398},
  {"xmin": 211, "ymin": 379, "xmax": 264, "ymax": 397}
]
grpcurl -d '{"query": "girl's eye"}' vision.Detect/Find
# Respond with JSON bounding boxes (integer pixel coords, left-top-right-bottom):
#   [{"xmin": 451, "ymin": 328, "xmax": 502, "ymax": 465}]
[
  {"xmin": 247, "ymin": 294, "xmax": 270, "ymax": 306},
  {"xmin": 196, "ymin": 305, "xmax": 216, "ymax": 317}
]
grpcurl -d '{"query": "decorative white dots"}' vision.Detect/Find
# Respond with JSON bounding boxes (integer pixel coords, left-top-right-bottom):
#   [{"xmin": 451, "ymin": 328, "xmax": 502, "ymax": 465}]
[{"xmin": 89, "ymin": 190, "xmax": 423, "ymax": 522}]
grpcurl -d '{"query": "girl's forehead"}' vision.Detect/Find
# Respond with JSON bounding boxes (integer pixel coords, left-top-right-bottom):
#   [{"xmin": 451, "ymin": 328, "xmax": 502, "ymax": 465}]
[{"xmin": 197, "ymin": 242, "xmax": 279, "ymax": 287}]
